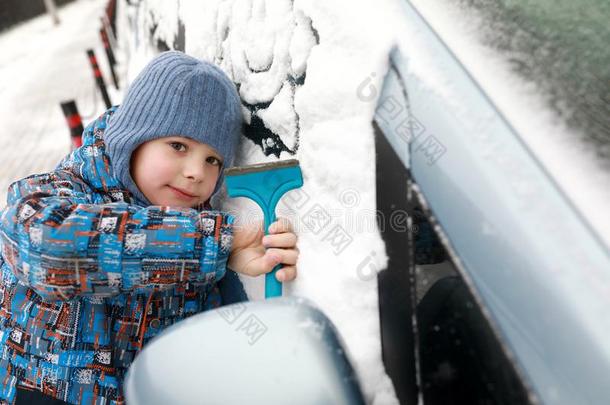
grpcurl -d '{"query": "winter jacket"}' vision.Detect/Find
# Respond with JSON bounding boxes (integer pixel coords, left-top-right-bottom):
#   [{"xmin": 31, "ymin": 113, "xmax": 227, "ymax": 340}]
[{"xmin": 0, "ymin": 107, "xmax": 244, "ymax": 404}]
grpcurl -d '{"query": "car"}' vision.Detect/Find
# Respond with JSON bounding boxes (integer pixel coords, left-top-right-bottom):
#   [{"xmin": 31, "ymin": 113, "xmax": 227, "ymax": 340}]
[{"xmin": 373, "ymin": 1, "xmax": 610, "ymax": 404}]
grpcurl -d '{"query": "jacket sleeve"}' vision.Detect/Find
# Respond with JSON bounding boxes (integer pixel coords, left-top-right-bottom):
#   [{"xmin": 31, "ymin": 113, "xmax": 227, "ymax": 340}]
[{"xmin": 0, "ymin": 170, "xmax": 234, "ymax": 301}]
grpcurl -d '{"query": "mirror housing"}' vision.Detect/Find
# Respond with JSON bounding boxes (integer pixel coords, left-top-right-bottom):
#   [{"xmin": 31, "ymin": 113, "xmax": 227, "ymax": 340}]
[{"xmin": 125, "ymin": 297, "xmax": 366, "ymax": 405}]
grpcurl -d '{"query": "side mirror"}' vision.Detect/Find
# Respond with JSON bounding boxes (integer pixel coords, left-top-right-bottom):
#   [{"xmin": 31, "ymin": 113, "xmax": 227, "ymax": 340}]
[{"xmin": 124, "ymin": 297, "xmax": 366, "ymax": 405}]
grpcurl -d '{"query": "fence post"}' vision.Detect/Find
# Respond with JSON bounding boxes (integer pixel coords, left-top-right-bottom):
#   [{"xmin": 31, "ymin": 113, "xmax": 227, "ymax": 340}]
[
  {"xmin": 100, "ymin": 25, "xmax": 119, "ymax": 89},
  {"xmin": 101, "ymin": 14, "xmax": 118, "ymax": 52},
  {"xmin": 86, "ymin": 49, "xmax": 112, "ymax": 109},
  {"xmin": 105, "ymin": 0, "xmax": 117, "ymax": 38},
  {"xmin": 60, "ymin": 101, "xmax": 84, "ymax": 149}
]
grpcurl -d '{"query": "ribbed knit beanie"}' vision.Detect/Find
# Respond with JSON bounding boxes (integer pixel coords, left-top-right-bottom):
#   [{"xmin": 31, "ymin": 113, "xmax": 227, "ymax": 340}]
[{"xmin": 103, "ymin": 50, "xmax": 243, "ymax": 206}]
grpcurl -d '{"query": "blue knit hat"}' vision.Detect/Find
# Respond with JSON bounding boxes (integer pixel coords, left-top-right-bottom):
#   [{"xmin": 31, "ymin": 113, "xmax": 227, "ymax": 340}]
[{"xmin": 103, "ymin": 50, "xmax": 243, "ymax": 206}]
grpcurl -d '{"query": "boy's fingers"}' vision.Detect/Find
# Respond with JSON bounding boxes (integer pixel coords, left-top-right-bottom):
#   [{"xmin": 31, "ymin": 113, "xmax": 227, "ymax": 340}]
[
  {"xmin": 265, "ymin": 248, "xmax": 298, "ymax": 266},
  {"xmin": 262, "ymin": 232, "xmax": 297, "ymax": 248},
  {"xmin": 245, "ymin": 248, "xmax": 299, "ymax": 277},
  {"xmin": 276, "ymin": 266, "xmax": 297, "ymax": 282},
  {"xmin": 244, "ymin": 254, "xmax": 279, "ymax": 277},
  {"xmin": 269, "ymin": 218, "xmax": 293, "ymax": 234}
]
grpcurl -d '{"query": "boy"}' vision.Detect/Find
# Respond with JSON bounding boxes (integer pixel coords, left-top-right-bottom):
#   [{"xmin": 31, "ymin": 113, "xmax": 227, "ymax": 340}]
[{"xmin": 0, "ymin": 51, "xmax": 298, "ymax": 404}]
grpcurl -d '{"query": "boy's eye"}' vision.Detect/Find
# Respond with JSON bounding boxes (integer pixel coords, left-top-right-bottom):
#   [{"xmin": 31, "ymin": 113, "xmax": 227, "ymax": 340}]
[
  {"xmin": 169, "ymin": 142, "xmax": 187, "ymax": 152},
  {"xmin": 207, "ymin": 156, "xmax": 222, "ymax": 166}
]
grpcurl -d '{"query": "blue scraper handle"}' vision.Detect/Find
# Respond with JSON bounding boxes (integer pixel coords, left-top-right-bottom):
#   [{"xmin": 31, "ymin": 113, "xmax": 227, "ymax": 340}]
[{"xmin": 225, "ymin": 160, "xmax": 303, "ymax": 298}]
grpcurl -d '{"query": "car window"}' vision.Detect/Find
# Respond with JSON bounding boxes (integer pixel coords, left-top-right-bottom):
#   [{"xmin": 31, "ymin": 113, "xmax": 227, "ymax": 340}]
[{"xmin": 440, "ymin": 0, "xmax": 610, "ymax": 162}]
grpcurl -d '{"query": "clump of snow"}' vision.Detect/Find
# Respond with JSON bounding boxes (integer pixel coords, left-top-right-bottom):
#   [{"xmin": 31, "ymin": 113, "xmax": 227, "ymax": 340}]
[{"xmin": 257, "ymin": 84, "xmax": 299, "ymax": 151}]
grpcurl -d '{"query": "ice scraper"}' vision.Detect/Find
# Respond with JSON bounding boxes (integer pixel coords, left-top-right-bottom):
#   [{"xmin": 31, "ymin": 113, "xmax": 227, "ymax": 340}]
[{"xmin": 224, "ymin": 159, "xmax": 303, "ymax": 298}]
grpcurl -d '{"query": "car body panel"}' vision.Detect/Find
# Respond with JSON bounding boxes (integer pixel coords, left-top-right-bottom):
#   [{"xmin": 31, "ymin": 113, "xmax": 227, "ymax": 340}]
[{"xmin": 375, "ymin": 2, "xmax": 610, "ymax": 403}]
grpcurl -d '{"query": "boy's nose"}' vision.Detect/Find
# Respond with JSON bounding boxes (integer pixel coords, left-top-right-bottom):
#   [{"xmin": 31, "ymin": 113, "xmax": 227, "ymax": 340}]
[{"xmin": 183, "ymin": 162, "xmax": 206, "ymax": 181}]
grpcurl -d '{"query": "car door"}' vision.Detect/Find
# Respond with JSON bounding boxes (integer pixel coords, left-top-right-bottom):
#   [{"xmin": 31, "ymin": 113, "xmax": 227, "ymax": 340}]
[{"xmin": 373, "ymin": 1, "xmax": 610, "ymax": 404}]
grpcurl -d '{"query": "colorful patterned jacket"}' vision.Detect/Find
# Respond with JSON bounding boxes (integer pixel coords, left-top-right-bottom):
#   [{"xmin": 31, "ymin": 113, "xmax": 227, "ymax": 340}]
[{"xmin": 0, "ymin": 107, "xmax": 237, "ymax": 404}]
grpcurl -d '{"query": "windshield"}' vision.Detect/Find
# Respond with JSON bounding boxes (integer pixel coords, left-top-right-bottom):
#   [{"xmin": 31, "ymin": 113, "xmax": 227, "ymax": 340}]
[{"xmin": 446, "ymin": 0, "xmax": 610, "ymax": 163}]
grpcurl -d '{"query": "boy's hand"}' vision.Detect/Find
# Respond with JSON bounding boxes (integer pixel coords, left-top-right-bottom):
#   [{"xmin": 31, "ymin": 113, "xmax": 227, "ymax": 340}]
[{"xmin": 228, "ymin": 218, "xmax": 299, "ymax": 282}]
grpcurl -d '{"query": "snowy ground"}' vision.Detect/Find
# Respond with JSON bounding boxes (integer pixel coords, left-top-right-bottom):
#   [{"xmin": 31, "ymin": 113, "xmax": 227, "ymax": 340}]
[{"xmin": 0, "ymin": 0, "xmax": 121, "ymax": 209}]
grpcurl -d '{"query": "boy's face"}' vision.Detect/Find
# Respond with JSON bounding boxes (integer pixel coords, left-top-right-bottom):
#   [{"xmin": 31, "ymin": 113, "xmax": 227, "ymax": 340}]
[{"xmin": 130, "ymin": 136, "xmax": 222, "ymax": 208}]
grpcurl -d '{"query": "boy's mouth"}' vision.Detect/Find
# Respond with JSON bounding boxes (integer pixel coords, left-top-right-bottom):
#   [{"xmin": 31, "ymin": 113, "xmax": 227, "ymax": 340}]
[{"xmin": 168, "ymin": 185, "xmax": 197, "ymax": 199}]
